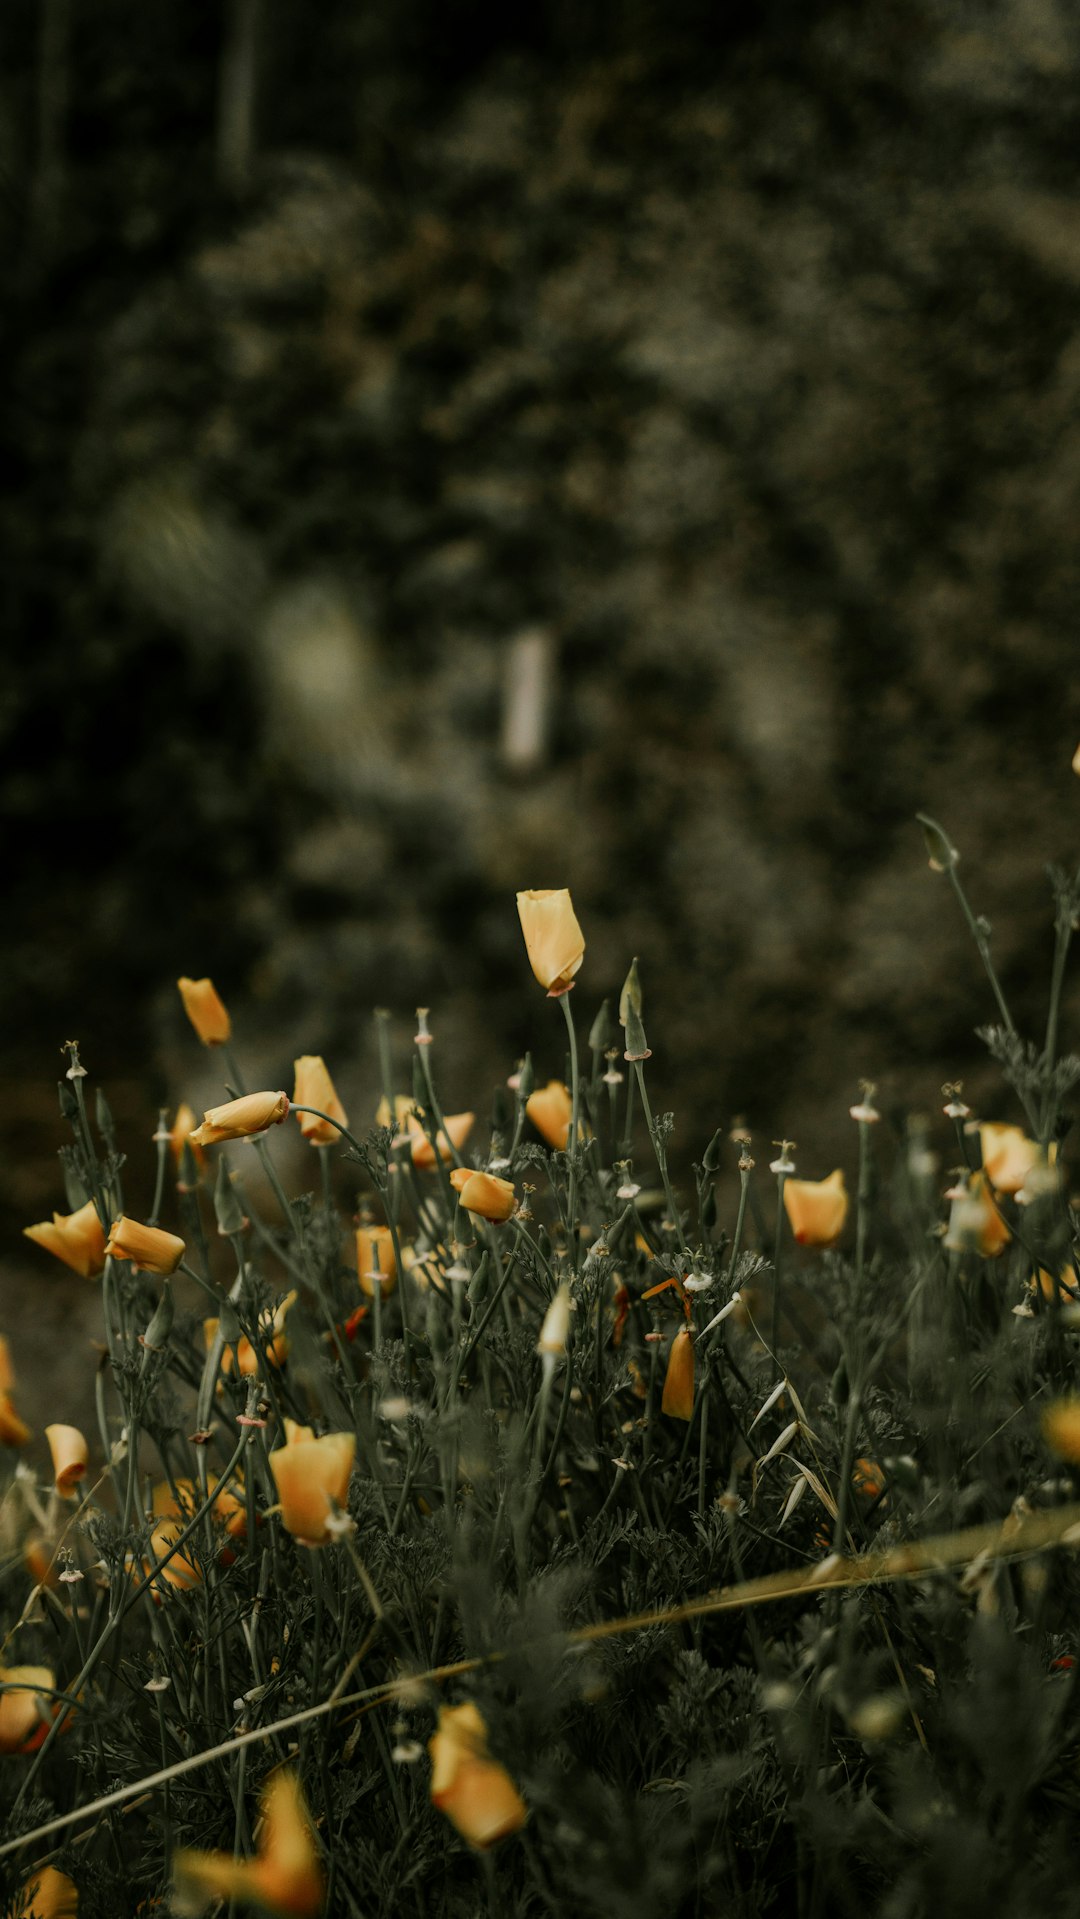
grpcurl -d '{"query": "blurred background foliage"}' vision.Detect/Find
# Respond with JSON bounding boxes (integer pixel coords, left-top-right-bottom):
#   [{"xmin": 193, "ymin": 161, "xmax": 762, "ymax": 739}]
[{"xmin": 4, "ymin": 0, "xmax": 1080, "ymax": 1370}]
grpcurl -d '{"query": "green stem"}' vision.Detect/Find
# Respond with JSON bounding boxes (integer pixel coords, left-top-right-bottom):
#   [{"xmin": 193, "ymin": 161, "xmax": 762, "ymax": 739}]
[
  {"xmin": 632, "ymin": 1061, "xmax": 681, "ymax": 1240},
  {"xmin": 559, "ymin": 991, "xmax": 582, "ymax": 1271},
  {"xmin": 13, "ymin": 1428, "xmax": 254, "ymax": 1814},
  {"xmin": 1041, "ymin": 912, "xmax": 1074, "ymax": 1141},
  {"xmin": 770, "ymin": 1171, "xmax": 789, "ymax": 1354}
]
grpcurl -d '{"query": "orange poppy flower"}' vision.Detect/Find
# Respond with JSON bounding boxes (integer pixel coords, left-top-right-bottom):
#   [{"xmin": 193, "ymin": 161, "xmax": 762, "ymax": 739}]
[
  {"xmin": 979, "ymin": 1122, "xmax": 1053, "ymax": 1196},
  {"xmin": 661, "ymin": 1326, "xmax": 695, "ymax": 1420},
  {"xmin": 783, "ymin": 1171, "xmax": 848, "ymax": 1247},
  {"xmin": 356, "ymin": 1226, "xmax": 398, "ymax": 1297},
  {"xmin": 204, "ymin": 1289, "xmax": 296, "ymax": 1377},
  {"xmin": 449, "ymin": 1168, "xmax": 516, "ymax": 1223},
  {"xmin": 23, "ymin": 1199, "xmax": 107, "ymax": 1280},
  {"xmin": 292, "ymin": 1057, "xmax": 349, "ymax": 1146},
  {"xmin": 268, "ymin": 1422, "xmax": 355, "ymax": 1545},
  {"xmin": 408, "ymin": 1112, "xmax": 475, "ymax": 1170},
  {"xmin": 104, "ymin": 1217, "xmax": 186, "ymax": 1277},
  {"xmin": 190, "ymin": 1090, "xmax": 290, "ymax": 1147},
  {"xmin": 429, "ymin": 1702, "xmax": 528, "ymax": 1849},
  {"xmin": 173, "ymin": 1769, "xmax": 324, "ymax": 1918},
  {"xmin": 0, "ymin": 1666, "xmax": 58, "ymax": 1754},
  {"xmin": 177, "ymin": 976, "xmax": 231, "ymax": 1046},
  {"xmin": 12, "ymin": 1864, "xmax": 79, "ymax": 1916},
  {"xmin": 45, "ymin": 1424, "xmax": 88, "ymax": 1497},
  {"xmin": 525, "ymin": 1081, "xmax": 573, "ymax": 1150},
  {"xmin": 944, "ymin": 1173, "xmax": 1011, "ymax": 1257},
  {"xmin": 516, "ymin": 890, "xmax": 585, "ymax": 996}
]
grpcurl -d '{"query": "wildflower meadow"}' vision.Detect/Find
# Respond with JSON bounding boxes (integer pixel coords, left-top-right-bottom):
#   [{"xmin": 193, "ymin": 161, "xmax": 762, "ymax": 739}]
[{"xmin": 5, "ymin": 790, "xmax": 1080, "ymax": 1919}]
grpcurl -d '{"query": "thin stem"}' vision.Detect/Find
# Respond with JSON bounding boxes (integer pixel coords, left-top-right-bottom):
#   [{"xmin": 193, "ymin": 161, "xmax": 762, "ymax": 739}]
[
  {"xmin": 1041, "ymin": 910, "xmax": 1075, "ymax": 1141},
  {"xmin": 632, "ymin": 1062, "xmax": 681, "ymax": 1240},
  {"xmin": 559, "ymin": 992, "xmax": 581, "ymax": 1270},
  {"xmin": 770, "ymin": 1171, "xmax": 788, "ymax": 1354}
]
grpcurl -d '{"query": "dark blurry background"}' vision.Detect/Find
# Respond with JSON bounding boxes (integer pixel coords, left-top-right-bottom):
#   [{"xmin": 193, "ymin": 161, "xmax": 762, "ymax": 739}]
[{"xmin": 3, "ymin": 0, "xmax": 1080, "ymax": 1411}]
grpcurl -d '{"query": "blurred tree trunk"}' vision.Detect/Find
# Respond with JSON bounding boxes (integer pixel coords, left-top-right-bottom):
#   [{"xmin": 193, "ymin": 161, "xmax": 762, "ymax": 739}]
[
  {"xmin": 32, "ymin": 0, "xmax": 70, "ymax": 258},
  {"xmin": 218, "ymin": 0, "xmax": 261, "ymax": 197}
]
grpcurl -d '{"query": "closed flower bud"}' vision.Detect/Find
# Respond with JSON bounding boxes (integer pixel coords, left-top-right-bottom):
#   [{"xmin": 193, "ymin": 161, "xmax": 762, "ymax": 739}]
[
  {"xmin": 356, "ymin": 1225, "xmax": 398, "ymax": 1297},
  {"xmin": 213, "ymin": 1156, "xmax": 247, "ymax": 1238},
  {"xmin": 176, "ymin": 976, "xmax": 231, "ymax": 1046},
  {"xmin": 292, "ymin": 1055, "xmax": 349, "ymax": 1145},
  {"xmin": 537, "ymin": 1284, "xmax": 572, "ymax": 1359},
  {"xmin": 23, "ymin": 1199, "xmax": 107, "ymax": 1280},
  {"xmin": 588, "ymin": 997, "xmax": 616, "ymax": 1054},
  {"xmin": 428, "ymin": 1702, "xmax": 528, "ymax": 1850},
  {"xmin": 526, "ymin": 1081, "xmax": 573, "ymax": 1150},
  {"xmin": 0, "ymin": 1666, "xmax": 57, "ymax": 1753},
  {"xmin": 661, "ymin": 1325, "xmax": 695, "ymax": 1420},
  {"xmin": 105, "ymin": 1217, "xmax": 186, "ymax": 1277},
  {"xmin": 190, "ymin": 1091, "xmax": 290, "ymax": 1146},
  {"xmin": 449, "ymin": 1169, "xmax": 517, "ymax": 1223},
  {"xmin": 619, "ymin": 958, "xmax": 651, "ymax": 1061},
  {"xmin": 45, "ymin": 1425, "xmax": 88, "ymax": 1497},
  {"xmin": 269, "ymin": 1425, "xmax": 356, "ymax": 1545},
  {"xmin": 141, "ymin": 1279, "xmax": 175, "ymax": 1353},
  {"xmin": 782, "ymin": 1170, "xmax": 848, "ymax": 1247},
  {"xmin": 979, "ymin": 1122, "xmax": 1052, "ymax": 1196},
  {"xmin": 516, "ymin": 889, "xmax": 585, "ymax": 996},
  {"xmin": 13, "ymin": 1866, "xmax": 79, "ymax": 1917},
  {"xmin": 916, "ymin": 813, "xmax": 959, "ymax": 872},
  {"xmin": 174, "ymin": 1771, "xmax": 324, "ymax": 1919}
]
